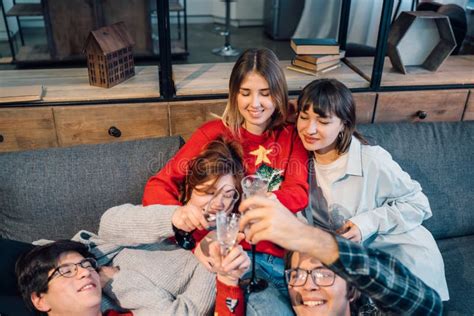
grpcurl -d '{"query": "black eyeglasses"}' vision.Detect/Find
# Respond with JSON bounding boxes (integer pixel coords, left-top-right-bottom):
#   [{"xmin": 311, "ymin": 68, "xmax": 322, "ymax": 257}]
[
  {"xmin": 47, "ymin": 258, "xmax": 98, "ymax": 283},
  {"xmin": 285, "ymin": 268, "xmax": 336, "ymax": 287}
]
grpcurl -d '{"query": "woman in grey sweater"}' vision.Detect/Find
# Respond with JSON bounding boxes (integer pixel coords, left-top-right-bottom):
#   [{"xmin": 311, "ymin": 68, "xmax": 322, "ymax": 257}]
[{"xmin": 74, "ymin": 137, "xmax": 248, "ymax": 316}]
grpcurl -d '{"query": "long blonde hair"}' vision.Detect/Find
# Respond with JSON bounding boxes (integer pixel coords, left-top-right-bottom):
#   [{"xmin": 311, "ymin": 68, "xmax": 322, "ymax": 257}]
[{"xmin": 222, "ymin": 48, "xmax": 288, "ymax": 136}]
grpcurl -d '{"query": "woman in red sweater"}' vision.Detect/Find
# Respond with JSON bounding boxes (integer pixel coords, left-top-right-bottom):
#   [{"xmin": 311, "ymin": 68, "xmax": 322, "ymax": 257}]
[{"xmin": 143, "ymin": 48, "xmax": 308, "ymax": 315}]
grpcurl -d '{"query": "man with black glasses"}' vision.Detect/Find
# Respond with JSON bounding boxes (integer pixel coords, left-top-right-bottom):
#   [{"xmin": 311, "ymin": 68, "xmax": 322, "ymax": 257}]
[
  {"xmin": 15, "ymin": 240, "xmax": 131, "ymax": 316},
  {"xmin": 236, "ymin": 196, "xmax": 443, "ymax": 315}
]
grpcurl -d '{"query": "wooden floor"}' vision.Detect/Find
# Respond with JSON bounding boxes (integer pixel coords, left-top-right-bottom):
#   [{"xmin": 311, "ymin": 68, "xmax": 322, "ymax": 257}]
[{"xmin": 0, "ymin": 56, "xmax": 473, "ymax": 104}]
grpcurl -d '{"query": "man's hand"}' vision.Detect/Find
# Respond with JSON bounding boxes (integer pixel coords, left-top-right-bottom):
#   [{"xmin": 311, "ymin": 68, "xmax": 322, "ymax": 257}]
[
  {"xmin": 239, "ymin": 196, "xmax": 341, "ymax": 265},
  {"xmin": 172, "ymin": 202, "xmax": 209, "ymax": 232},
  {"xmin": 99, "ymin": 266, "xmax": 120, "ymax": 288},
  {"xmin": 238, "ymin": 196, "xmax": 307, "ymax": 250}
]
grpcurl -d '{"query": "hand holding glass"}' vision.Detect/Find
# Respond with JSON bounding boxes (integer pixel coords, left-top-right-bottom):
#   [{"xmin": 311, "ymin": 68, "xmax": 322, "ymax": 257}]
[
  {"xmin": 175, "ymin": 184, "xmax": 239, "ymax": 250},
  {"xmin": 204, "ymin": 184, "xmax": 240, "ymax": 228}
]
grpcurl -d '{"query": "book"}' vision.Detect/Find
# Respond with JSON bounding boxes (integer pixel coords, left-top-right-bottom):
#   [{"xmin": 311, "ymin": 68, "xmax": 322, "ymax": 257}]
[
  {"xmin": 290, "ymin": 38, "xmax": 340, "ymax": 55},
  {"xmin": 287, "ymin": 63, "xmax": 341, "ymax": 76},
  {"xmin": 292, "ymin": 58, "xmax": 341, "ymax": 72},
  {"xmin": 0, "ymin": 85, "xmax": 44, "ymax": 104},
  {"xmin": 295, "ymin": 50, "xmax": 345, "ymax": 65}
]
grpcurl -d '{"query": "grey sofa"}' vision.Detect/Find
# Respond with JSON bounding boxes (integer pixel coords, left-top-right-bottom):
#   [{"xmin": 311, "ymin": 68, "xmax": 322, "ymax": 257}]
[
  {"xmin": 0, "ymin": 135, "xmax": 184, "ymax": 316},
  {"xmin": 358, "ymin": 122, "xmax": 474, "ymax": 315},
  {"xmin": 1, "ymin": 122, "xmax": 473, "ymax": 315}
]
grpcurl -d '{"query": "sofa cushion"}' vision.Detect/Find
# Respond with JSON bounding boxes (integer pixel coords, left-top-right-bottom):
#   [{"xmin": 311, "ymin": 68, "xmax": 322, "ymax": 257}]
[
  {"xmin": 437, "ymin": 235, "xmax": 474, "ymax": 314},
  {"xmin": 0, "ymin": 136, "xmax": 183, "ymax": 243},
  {"xmin": 358, "ymin": 122, "xmax": 474, "ymax": 240}
]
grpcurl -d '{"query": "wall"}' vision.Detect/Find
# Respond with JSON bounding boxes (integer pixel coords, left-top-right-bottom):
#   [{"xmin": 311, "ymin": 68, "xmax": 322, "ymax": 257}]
[{"xmin": 212, "ymin": 0, "xmax": 264, "ymax": 26}]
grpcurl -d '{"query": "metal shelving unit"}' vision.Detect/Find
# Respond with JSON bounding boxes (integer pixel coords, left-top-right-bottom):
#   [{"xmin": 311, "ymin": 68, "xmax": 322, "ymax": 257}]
[{"xmin": 1, "ymin": 1, "xmax": 44, "ymax": 62}]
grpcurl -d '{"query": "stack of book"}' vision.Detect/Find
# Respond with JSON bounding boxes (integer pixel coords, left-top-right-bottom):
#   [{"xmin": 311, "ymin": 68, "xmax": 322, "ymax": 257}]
[{"xmin": 288, "ymin": 38, "xmax": 345, "ymax": 76}]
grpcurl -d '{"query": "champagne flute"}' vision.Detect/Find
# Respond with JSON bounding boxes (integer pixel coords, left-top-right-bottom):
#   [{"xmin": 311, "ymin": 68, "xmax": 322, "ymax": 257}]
[
  {"xmin": 203, "ymin": 184, "xmax": 239, "ymax": 228},
  {"xmin": 216, "ymin": 211, "xmax": 241, "ymax": 256},
  {"xmin": 239, "ymin": 174, "xmax": 269, "ymax": 293},
  {"xmin": 175, "ymin": 184, "xmax": 239, "ymax": 250}
]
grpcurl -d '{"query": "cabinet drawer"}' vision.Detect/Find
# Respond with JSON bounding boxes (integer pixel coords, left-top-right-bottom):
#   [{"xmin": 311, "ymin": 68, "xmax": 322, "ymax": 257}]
[
  {"xmin": 0, "ymin": 107, "xmax": 57, "ymax": 152},
  {"xmin": 463, "ymin": 90, "xmax": 474, "ymax": 121},
  {"xmin": 169, "ymin": 99, "xmax": 227, "ymax": 141},
  {"xmin": 375, "ymin": 90, "xmax": 468, "ymax": 122},
  {"xmin": 54, "ymin": 103, "xmax": 169, "ymax": 147}
]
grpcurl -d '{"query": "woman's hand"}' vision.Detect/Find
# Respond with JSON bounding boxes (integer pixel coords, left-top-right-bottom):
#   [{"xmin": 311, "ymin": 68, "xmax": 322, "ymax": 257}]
[
  {"xmin": 209, "ymin": 233, "xmax": 250, "ymax": 286},
  {"xmin": 172, "ymin": 202, "xmax": 209, "ymax": 232},
  {"xmin": 338, "ymin": 221, "xmax": 362, "ymax": 242},
  {"xmin": 194, "ymin": 231, "xmax": 217, "ymax": 272}
]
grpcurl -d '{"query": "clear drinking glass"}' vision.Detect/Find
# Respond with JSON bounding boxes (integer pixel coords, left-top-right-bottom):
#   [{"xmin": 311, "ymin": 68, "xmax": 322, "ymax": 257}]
[
  {"xmin": 203, "ymin": 184, "xmax": 240, "ymax": 228},
  {"xmin": 328, "ymin": 207, "xmax": 348, "ymax": 234},
  {"xmin": 239, "ymin": 174, "xmax": 269, "ymax": 293},
  {"xmin": 216, "ymin": 211, "xmax": 241, "ymax": 256},
  {"xmin": 175, "ymin": 184, "xmax": 239, "ymax": 250}
]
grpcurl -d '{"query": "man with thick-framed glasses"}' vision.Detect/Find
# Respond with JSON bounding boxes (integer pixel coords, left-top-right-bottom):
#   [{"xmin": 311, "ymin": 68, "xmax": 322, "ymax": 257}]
[
  {"xmin": 15, "ymin": 240, "xmax": 132, "ymax": 316},
  {"xmin": 236, "ymin": 196, "xmax": 443, "ymax": 315}
]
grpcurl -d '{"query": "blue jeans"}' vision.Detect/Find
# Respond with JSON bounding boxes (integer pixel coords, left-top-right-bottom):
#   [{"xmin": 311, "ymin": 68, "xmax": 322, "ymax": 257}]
[{"xmin": 243, "ymin": 252, "xmax": 294, "ymax": 316}]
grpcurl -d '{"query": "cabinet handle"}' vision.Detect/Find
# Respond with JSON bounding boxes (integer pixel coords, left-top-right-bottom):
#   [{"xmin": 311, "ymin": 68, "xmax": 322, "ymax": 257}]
[
  {"xmin": 0, "ymin": 134, "xmax": 3, "ymax": 143},
  {"xmin": 108, "ymin": 126, "xmax": 122, "ymax": 138},
  {"xmin": 416, "ymin": 111, "xmax": 428, "ymax": 120}
]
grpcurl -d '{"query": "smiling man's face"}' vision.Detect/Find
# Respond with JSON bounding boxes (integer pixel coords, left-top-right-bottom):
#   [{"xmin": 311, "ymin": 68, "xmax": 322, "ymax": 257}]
[
  {"xmin": 32, "ymin": 251, "xmax": 102, "ymax": 315},
  {"xmin": 288, "ymin": 252, "xmax": 350, "ymax": 316}
]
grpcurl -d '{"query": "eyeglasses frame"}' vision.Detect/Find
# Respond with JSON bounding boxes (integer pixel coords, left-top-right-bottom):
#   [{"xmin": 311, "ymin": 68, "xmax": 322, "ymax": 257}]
[
  {"xmin": 284, "ymin": 267, "xmax": 336, "ymax": 287},
  {"xmin": 47, "ymin": 257, "xmax": 98, "ymax": 283}
]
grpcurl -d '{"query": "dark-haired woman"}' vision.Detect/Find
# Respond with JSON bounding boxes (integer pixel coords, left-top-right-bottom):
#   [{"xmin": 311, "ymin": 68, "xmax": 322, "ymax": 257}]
[{"xmin": 295, "ymin": 79, "xmax": 449, "ymax": 300}]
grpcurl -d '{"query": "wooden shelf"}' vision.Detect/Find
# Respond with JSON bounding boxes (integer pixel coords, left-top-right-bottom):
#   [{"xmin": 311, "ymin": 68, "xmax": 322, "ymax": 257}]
[
  {"xmin": 0, "ymin": 66, "xmax": 160, "ymax": 103},
  {"xmin": 346, "ymin": 56, "xmax": 474, "ymax": 87},
  {"xmin": 6, "ymin": 3, "xmax": 43, "ymax": 16},
  {"xmin": 173, "ymin": 60, "xmax": 369, "ymax": 96}
]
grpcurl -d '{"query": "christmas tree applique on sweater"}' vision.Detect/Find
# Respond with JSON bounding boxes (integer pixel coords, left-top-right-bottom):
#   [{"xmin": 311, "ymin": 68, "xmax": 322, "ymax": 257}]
[{"xmin": 249, "ymin": 145, "xmax": 283, "ymax": 191}]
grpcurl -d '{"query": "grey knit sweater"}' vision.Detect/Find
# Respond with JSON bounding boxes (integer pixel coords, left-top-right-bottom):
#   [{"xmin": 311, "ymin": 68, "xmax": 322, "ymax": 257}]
[{"xmin": 73, "ymin": 204, "xmax": 216, "ymax": 316}]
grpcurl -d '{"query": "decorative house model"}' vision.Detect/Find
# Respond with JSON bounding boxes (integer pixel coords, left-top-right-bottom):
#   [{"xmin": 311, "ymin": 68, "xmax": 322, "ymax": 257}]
[
  {"xmin": 83, "ymin": 22, "xmax": 135, "ymax": 88},
  {"xmin": 387, "ymin": 11, "xmax": 456, "ymax": 74}
]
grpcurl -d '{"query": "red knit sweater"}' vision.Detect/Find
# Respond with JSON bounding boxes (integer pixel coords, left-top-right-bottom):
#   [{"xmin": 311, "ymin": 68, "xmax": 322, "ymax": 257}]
[
  {"xmin": 142, "ymin": 119, "xmax": 309, "ymax": 258},
  {"xmin": 214, "ymin": 278, "xmax": 245, "ymax": 316}
]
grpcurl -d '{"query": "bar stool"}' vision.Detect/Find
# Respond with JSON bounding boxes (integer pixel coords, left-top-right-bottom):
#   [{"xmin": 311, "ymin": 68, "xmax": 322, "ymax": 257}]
[{"xmin": 212, "ymin": 0, "xmax": 240, "ymax": 56}]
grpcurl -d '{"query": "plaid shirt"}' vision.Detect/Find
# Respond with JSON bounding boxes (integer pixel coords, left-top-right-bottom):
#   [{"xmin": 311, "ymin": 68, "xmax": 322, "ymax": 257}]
[{"xmin": 328, "ymin": 236, "xmax": 443, "ymax": 315}]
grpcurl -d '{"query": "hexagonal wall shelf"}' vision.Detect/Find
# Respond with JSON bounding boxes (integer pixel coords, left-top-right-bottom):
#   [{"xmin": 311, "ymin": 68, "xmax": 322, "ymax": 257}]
[{"xmin": 387, "ymin": 11, "xmax": 456, "ymax": 74}]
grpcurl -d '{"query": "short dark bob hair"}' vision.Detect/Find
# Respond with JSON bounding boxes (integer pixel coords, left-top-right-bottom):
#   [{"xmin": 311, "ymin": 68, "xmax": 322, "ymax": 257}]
[{"xmin": 15, "ymin": 240, "xmax": 94, "ymax": 313}]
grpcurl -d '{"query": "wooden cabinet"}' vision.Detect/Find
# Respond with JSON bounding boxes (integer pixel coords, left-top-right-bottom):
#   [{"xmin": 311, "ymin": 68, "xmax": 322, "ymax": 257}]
[
  {"xmin": 463, "ymin": 90, "xmax": 474, "ymax": 121},
  {"xmin": 54, "ymin": 103, "xmax": 169, "ymax": 147},
  {"xmin": 169, "ymin": 99, "xmax": 227, "ymax": 141},
  {"xmin": 2, "ymin": 89, "xmax": 472, "ymax": 153},
  {"xmin": 0, "ymin": 107, "xmax": 57, "ymax": 152},
  {"xmin": 374, "ymin": 90, "xmax": 468, "ymax": 123}
]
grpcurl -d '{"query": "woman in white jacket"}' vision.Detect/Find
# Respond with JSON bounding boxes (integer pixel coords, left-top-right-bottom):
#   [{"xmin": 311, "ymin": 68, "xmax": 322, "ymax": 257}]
[{"xmin": 295, "ymin": 78, "xmax": 449, "ymax": 300}]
